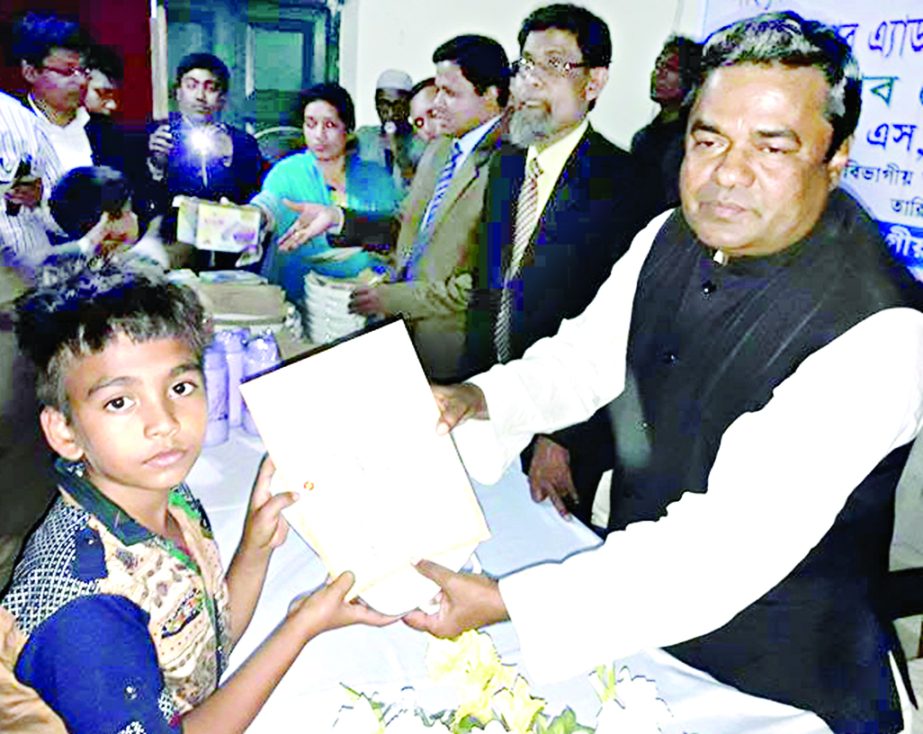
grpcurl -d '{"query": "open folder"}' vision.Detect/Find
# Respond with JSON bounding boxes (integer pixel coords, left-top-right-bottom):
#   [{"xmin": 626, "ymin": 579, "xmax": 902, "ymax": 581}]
[{"xmin": 239, "ymin": 320, "xmax": 491, "ymax": 614}]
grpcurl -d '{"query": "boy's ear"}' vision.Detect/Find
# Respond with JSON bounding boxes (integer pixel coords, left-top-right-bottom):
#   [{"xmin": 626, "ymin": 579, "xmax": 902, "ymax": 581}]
[{"xmin": 40, "ymin": 407, "xmax": 84, "ymax": 461}]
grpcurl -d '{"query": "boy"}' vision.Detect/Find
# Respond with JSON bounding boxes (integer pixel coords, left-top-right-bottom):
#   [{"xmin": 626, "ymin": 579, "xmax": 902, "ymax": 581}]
[
  {"xmin": 49, "ymin": 165, "xmax": 168, "ymax": 268},
  {"xmin": 0, "ymin": 260, "xmax": 393, "ymax": 732}
]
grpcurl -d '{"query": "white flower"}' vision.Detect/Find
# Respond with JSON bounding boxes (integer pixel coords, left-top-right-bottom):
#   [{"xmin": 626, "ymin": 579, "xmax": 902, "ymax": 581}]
[
  {"xmin": 614, "ymin": 667, "xmax": 671, "ymax": 726},
  {"xmin": 596, "ymin": 699, "xmax": 664, "ymax": 734},
  {"xmin": 333, "ymin": 694, "xmax": 386, "ymax": 734},
  {"xmin": 385, "ymin": 710, "xmax": 450, "ymax": 734},
  {"xmin": 480, "ymin": 721, "xmax": 507, "ymax": 734},
  {"xmin": 592, "ymin": 667, "xmax": 672, "ymax": 734}
]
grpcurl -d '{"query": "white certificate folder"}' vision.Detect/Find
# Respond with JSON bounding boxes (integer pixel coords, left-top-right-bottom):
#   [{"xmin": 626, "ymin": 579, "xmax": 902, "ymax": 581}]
[{"xmin": 239, "ymin": 320, "xmax": 490, "ymax": 614}]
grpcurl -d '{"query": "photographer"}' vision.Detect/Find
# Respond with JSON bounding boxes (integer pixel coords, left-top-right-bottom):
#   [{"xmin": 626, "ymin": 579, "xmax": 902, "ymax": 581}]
[{"xmin": 139, "ymin": 53, "xmax": 264, "ymax": 267}]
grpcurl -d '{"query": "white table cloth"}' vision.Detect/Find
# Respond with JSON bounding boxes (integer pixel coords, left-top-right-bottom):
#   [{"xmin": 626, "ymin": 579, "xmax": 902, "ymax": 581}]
[{"xmin": 188, "ymin": 428, "xmax": 831, "ymax": 733}]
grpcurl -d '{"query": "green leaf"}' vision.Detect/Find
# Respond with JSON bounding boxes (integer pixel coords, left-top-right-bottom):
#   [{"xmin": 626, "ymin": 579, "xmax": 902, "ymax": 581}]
[{"xmin": 540, "ymin": 707, "xmax": 594, "ymax": 734}]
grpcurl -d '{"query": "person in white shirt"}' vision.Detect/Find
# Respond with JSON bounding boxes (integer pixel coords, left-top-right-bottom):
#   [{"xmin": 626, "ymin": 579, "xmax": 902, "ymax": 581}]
[
  {"xmin": 404, "ymin": 10, "xmax": 923, "ymax": 734},
  {"xmin": 13, "ymin": 12, "xmax": 94, "ymax": 175},
  {"xmin": 0, "ymin": 90, "xmax": 62, "ymax": 275}
]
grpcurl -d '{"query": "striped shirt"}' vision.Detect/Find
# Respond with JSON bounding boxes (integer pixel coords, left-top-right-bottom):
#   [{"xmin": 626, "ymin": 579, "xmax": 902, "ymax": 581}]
[{"xmin": 0, "ymin": 92, "xmax": 63, "ymax": 273}]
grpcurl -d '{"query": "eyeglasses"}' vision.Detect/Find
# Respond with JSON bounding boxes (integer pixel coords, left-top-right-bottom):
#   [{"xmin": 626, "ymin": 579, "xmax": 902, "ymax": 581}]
[
  {"xmin": 511, "ymin": 56, "xmax": 589, "ymax": 79},
  {"xmin": 41, "ymin": 65, "xmax": 89, "ymax": 79}
]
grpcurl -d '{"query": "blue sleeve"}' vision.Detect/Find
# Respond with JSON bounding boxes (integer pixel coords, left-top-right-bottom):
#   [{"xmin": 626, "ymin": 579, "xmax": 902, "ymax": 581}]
[
  {"xmin": 15, "ymin": 594, "xmax": 180, "ymax": 734},
  {"xmin": 257, "ymin": 153, "xmax": 331, "ymax": 235}
]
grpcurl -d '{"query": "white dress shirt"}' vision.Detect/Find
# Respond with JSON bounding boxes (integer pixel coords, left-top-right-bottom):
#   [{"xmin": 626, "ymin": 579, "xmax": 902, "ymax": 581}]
[
  {"xmin": 27, "ymin": 96, "xmax": 93, "ymax": 175},
  {"xmin": 0, "ymin": 93, "xmax": 63, "ymax": 272},
  {"xmin": 452, "ymin": 209, "xmax": 923, "ymax": 685}
]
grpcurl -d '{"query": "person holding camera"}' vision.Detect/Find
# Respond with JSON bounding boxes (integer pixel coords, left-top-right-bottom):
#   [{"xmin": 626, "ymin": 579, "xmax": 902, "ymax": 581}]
[{"xmin": 140, "ymin": 53, "xmax": 264, "ymax": 265}]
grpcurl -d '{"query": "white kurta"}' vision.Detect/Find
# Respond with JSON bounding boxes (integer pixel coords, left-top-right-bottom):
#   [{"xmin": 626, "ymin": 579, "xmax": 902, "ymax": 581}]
[{"xmin": 452, "ymin": 209, "xmax": 923, "ymax": 685}]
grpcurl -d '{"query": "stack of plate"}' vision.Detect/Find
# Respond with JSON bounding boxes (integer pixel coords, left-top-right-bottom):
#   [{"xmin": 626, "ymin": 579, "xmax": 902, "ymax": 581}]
[{"xmin": 303, "ymin": 271, "xmax": 366, "ymax": 344}]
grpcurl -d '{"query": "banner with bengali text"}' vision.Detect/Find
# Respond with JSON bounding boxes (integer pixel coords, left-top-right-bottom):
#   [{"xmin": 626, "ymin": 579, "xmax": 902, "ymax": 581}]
[{"xmin": 701, "ymin": 0, "xmax": 923, "ymax": 279}]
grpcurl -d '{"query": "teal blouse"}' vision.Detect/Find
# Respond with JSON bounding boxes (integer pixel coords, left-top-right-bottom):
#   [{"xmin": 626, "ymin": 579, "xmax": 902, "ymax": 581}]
[{"xmin": 252, "ymin": 150, "xmax": 398, "ymax": 305}]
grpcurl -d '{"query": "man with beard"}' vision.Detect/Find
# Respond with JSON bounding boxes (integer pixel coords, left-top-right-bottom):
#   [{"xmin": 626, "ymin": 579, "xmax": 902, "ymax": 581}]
[
  {"xmin": 409, "ymin": 11, "xmax": 923, "ymax": 733},
  {"xmin": 465, "ymin": 4, "xmax": 655, "ymax": 523}
]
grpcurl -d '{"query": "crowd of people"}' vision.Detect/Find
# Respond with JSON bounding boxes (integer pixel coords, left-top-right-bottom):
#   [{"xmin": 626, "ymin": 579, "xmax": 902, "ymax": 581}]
[{"xmin": 0, "ymin": 3, "xmax": 922, "ymax": 734}]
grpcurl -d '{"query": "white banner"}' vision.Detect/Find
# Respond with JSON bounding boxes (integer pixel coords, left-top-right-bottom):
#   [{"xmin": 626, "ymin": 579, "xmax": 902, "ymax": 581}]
[{"xmin": 701, "ymin": 0, "xmax": 923, "ymax": 275}]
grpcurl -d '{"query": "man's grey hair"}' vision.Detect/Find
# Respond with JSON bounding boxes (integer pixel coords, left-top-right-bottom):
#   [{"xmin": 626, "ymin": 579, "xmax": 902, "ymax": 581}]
[{"xmin": 695, "ymin": 11, "xmax": 861, "ymax": 159}]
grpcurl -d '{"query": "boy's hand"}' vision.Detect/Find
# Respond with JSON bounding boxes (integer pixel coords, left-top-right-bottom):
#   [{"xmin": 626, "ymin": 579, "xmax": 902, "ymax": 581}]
[
  {"xmin": 291, "ymin": 571, "xmax": 400, "ymax": 636},
  {"xmin": 241, "ymin": 455, "xmax": 297, "ymax": 556}
]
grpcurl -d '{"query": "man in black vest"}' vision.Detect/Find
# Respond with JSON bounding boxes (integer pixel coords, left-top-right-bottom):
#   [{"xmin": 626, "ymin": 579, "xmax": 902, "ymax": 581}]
[{"xmin": 405, "ymin": 12, "xmax": 923, "ymax": 734}]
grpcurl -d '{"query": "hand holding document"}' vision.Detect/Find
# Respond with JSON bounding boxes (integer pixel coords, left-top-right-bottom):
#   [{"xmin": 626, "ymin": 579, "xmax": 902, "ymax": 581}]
[{"xmin": 239, "ymin": 320, "xmax": 491, "ymax": 614}]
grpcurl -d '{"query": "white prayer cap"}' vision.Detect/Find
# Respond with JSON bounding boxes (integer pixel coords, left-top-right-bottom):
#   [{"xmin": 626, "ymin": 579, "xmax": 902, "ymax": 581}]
[{"xmin": 376, "ymin": 69, "xmax": 413, "ymax": 91}]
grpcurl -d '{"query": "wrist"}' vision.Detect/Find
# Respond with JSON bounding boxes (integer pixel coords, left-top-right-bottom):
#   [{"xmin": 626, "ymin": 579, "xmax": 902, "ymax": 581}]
[
  {"xmin": 234, "ymin": 537, "xmax": 273, "ymax": 569},
  {"xmin": 483, "ymin": 577, "xmax": 509, "ymax": 626},
  {"xmin": 460, "ymin": 382, "xmax": 489, "ymax": 420}
]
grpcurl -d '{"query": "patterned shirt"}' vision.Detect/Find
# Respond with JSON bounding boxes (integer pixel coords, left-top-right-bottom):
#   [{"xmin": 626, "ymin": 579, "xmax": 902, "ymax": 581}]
[
  {"xmin": 0, "ymin": 459, "xmax": 232, "ymax": 733},
  {"xmin": 0, "ymin": 92, "xmax": 62, "ymax": 273}
]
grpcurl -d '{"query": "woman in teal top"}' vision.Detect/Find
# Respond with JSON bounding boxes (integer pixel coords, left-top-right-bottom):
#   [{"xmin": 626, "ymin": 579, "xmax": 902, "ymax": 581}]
[{"xmin": 252, "ymin": 83, "xmax": 399, "ymax": 305}]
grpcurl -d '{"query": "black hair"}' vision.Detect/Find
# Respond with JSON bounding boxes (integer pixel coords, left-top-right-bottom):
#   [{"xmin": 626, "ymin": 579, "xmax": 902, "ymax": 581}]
[
  {"xmin": 299, "ymin": 82, "xmax": 356, "ymax": 132},
  {"xmin": 433, "ymin": 35, "xmax": 510, "ymax": 107},
  {"xmin": 659, "ymin": 35, "xmax": 702, "ymax": 98},
  {"xmin": 695, "ymin": 11, "xmax": 861, "ymax": 159},
  {"xmin": 518, "ymin": 4, "xmax": 612, "ymax": 68},
  {"xmin": 175, "ymin": 52, "xmax": 230, "ymax": 93},
  {"xmin": 86, "ymin": 44, "xmax": 124, "ymax": 83},
  {"xmin": 50, "ymin": 166, "xmax": 132, "ymax": 241},
  {"xmin": 16, "ymin": 259, "xmax": 210, "ymax": 413},
  {"xmin": 12, "ymin": 11, "xmax": 88, "ymax": 67},
  {"xmin": 409, "ymin": 77, "xmax": 436, "ymax": 100}
]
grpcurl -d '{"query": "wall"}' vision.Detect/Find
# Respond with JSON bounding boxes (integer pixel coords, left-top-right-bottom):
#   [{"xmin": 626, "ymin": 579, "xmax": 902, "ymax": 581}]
[{"xmin": 339, "ymin": 0, "xmax": 706, "ymax": 149}]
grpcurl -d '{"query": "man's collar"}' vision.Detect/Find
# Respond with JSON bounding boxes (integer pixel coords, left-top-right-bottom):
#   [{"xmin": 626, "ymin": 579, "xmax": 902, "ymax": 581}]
[
  {"xmin": 527, "ymin": 119, "xmax": 588, "ymax": 176},
  {"xmin": 27, "ymin": 94, "xmax": 88, "ymax": 130},
  {"xmin": 455, "ymin": 115, "xmax": 501, "ymax": 158},
  {"xmin": 54, "ymin": 458, "xmax": 196, "ymax": 546}
]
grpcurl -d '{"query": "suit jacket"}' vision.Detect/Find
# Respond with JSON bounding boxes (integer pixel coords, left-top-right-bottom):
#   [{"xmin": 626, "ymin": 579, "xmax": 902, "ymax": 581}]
[
  {"xmin": 467, "ymin": 125, "xmax": 656, "ymax": 517},
  {"xmin": 377, "ymin": 121, "xmax": 503, "ymax": 382}
]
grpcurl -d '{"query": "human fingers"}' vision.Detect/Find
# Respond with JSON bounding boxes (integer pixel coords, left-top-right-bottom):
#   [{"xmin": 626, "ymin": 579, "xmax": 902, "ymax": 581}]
[
  {"xmin": 277, "ymin": 221, "xmax": 310, "ymax": 252},
  {"xmin": 326, "ymin": 570, "xmax": 356, "ymax": 602},
  {"xmin": 249, "ymin": 454, "xmax": 277, "ymax": 508},
  {"xmin": 558, "ymin": 468, "xmax": 580, "ymax": 506},
  {"xmin": 529, "ymin": 475, "xmax": 550, "ymax": 504},
  {"xmin": 431, "ymin": 383, "xmax": 485, "ymax": 435},
  {"xmin": 149, "ymin": 128, "xmax": 173, "ymax": 153},
  {"xmin": 547, "ymin": 487, "xmax": 571, "ymax": 518},
  {"xmin": 402, "ymin": 608, "xmax": 444, "ymax": 635},
  {"xmin": 414, "ymin": 559, "xmax": 455, "ymax": 589}
]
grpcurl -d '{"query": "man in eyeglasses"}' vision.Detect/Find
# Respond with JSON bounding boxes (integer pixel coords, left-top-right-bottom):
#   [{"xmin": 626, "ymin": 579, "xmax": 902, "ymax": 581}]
[
  {"xmin": 465, "ymin": 3, "xmax": 656, "ymax": 524},
  {"xmin": 12, "ymin": 12, "xmax": 131, "ymax": 182}
]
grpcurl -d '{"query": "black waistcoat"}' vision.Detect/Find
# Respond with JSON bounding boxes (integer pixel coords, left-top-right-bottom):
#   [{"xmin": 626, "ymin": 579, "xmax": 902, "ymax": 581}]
[{"xmin": 606, "ymin": 190, "xmax": 920, "ymax": 733}]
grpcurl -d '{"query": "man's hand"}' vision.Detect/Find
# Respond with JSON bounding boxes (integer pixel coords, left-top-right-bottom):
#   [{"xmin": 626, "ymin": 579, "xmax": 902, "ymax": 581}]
[
  {"xmin": 289, "ymin": 571, "xmax": 400, "ymax": 635},
  {"xmin": 148, "ymin": 123, "xmax": 173, "ymax": 171},
  {"xmin": 278, "ymin": 199, "xmax": 342, "ymax": 252},
  {"xmin": 239, "ymin": 456, "xmax": 297, "ymax": 557},
  {"xmin": 431, "ymin": 383, "xmax": 488, "ymax": 435},
  {"xmin": 402, "ymin": 560, "xmax": 508, "ymax": 638},
  {"xmin": 528, "ymin": 436, "xmax": 579, "ymax": 518},
  {"xmin": 4, "ymin": 177, "xmax": 42, "ymax": 210},
  {"xmin": 349, "ymin": 285, "xmax": 386, "ymax": 316}
]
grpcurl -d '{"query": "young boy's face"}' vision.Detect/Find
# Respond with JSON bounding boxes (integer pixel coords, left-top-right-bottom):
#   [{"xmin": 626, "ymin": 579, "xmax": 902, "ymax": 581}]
[{"xmin": 42, "ymin": 333, "xmax": 206, "ymax": 501}]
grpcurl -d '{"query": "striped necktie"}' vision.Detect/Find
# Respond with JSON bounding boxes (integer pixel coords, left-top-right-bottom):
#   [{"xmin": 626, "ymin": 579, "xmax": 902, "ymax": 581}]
[
  {"xmin": 419, "ymin": 140, "xmax": 463, "ymax": 235},
  {"xmin": 495, "ymin": 156, "xmax": 542, "ymax": 363},
  {"xmin": 400, "ymin": 141, "xmax": 463, "ymax": 281}
]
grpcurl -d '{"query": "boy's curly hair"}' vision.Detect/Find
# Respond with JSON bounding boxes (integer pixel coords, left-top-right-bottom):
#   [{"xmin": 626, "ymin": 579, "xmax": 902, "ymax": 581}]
[{"xmin": 15, "ymin": 258, "xmax": 211, "ymax": 414}]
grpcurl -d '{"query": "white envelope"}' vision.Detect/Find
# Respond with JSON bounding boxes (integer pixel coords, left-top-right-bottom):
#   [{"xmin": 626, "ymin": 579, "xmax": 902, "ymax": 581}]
[{"xmin": 239, "ymin": 320, "xmax": 491, "ymax": 614}]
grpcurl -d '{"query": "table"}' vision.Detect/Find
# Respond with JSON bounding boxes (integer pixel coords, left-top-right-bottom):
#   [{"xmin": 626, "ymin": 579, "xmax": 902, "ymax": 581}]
[{"xmin": 188, "ymin": 428, "xmax": 832, "ymax": 733}]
